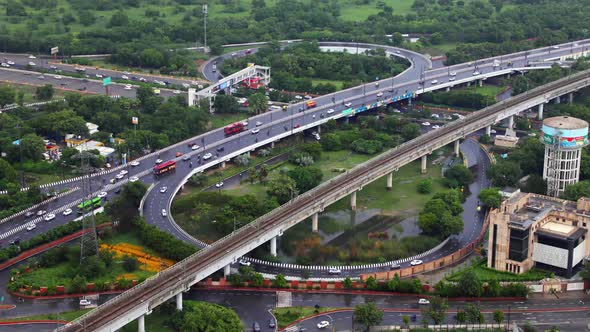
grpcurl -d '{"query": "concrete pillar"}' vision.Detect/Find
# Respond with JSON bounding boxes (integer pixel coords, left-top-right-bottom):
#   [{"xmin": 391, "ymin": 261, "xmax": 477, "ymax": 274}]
[
  {"xmin": 467, "ymin": 82, "xmax": 471, "ymax": 87},
  {"xmin": 386, "ymin": 172, "xmax": 393, "ymax": 190},
  {"xmin": 446, "ymin": 87, "xmax": 450, "ymax": 92},
  {"xmin": 317, "ymin": 125, "xmax": 321, "ymax": 134},
  {"xmin": 478, "ymin": 80, "xmax": 483, "ymax": 87},
  {"xmin": 221, "ymin": 161, "xmax": 226, "ymax": 168},
  {"xmin": 312, "ymin": 213, "xmax": 318, "ymax": 232},
  {"xmin": 421, "ymin": 155, "xmax": 427, "ymax": 174},
  {"xmin": 271, "ymin": 141, "xmax": 275, "ymax": 148},
  {"xmin": 508, "ymin": 115, "xmax": 514, "ymax": 130},
  {"xmin": 454, "ymin": 140, "xmax": 460, "ymax": 156},
  {"xmin": 176, "ymin": 293, "xmax": 183, "ymax": 311},
  {"xmin": 554, "ymin": 96, "xmax": 561, "ymax": 104},
  {"xmin": 507, "ymin": 73, "xmax": 511, "ymax": 79},
  {"xmin": 538, "ymin": 103, "xmax": 544, "ymax": 120},
  {"xmin": 569, "ymin": 92, "xmax": 574, "ymax": 104},
  {"xmin": 138, "ymin": 315, "xmax": 145, "ymax": 332},
  {"xmin": 224, "ymin": 264, "xmax": 230, "ymax": 277},
  {"xmin": 408, "ymin": 97, "xmax": 412, "ymax": 106},
  {"xmin": 270, "ymin": 236, "xmax": 277, "ymax": 257},
  {"xmin": 486, "ymin": 125, "xmax": 491, "ymax": 136},
  {"xmin": 351, "ymin": 191, "xmax": 357, "ymax": 211}
]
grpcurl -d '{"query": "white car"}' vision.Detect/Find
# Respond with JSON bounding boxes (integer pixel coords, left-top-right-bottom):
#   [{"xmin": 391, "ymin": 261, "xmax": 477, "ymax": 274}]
[
  {"xmin": 28, "ymin": 62, "xmax": 36, "ymax": 66},
  {"xmin": 26, "ymin": 223, "xmax": 36, "ymax": 231},
  {"xmin": 44, "ymin": 213, "xmax": 55, "ymax": 222},
  {"xmin": 96, "ymin": 73, "xmax": 103, "ymax": 78},
  {"xmin": 203, "ymin": 153, "xmax": 212, "ymax": 160},
  {"xmin": 37, "ymin": 210, "xmax": 46, "ymax": 216},
  {"xmin": 431, "ymin": 79, "xmax": 438, "ymax": 84},
  {"xmin": 472, "ymin": 71, "xmax": 480, "ymax": 76},
  {"xmin": 317, "ymin": 321, "xmax": 330, "ymax": 329},
  {"xmin": 449, "ymin": 71, "xmax": 456, "ymax": 76},
  {"xmin": 173, "ymin": 90, "xmax": 181, "ymax": 94},
  {"xmin": 241, "ymin": 121, "xmax": 249, "ymax": 126},
  {"xmin": 116, "ymin": 174, "xmax": 125, "ymax": 180},
  {"xmin": 344, "ymin": 102, "xmax": 352, "ymax": 107},
  {"xmin": 155, "ymin": 159, "xmax": 163, "ymax": 164},
  {"xmin": 63, "ymin": 208, "xmax": 72, "ymax": 216},
  {"xmin": 432, "ymin": 125, "xmax": 440, "ymax": 129},
  {"xmin": 328, "ymin": 268, "xmax": 341, "ymax": 274},
  {"xmin": 418, "ymin": 298, "xmax": 430, "ymax": 305},
  {"xmin": 251, "ymin": 129, "xmax": 260, "ymax": 134},
  {"xmin": 130, "ymin": 161, "xmax": 140, "ymax": 167},
  {"xmin": 129, "ymin": 176, "xmax": 139, "ymax": 182},
  {"xmin": 160, "ymin": 187, "xmax": 168, "ymax": 193},
  {"xmin": 97, "ymin": 192, "xmax": 107, "ymax": 198},
  {"xmin": 119, "ymin": 170, "xmax": 128, "ymax": 175},
  {"xmin": 191, "ymin": 145, "xmax": 200, "ymax": 150},
  {"xmin": 80, "ymin": 299, "xmax": 91, "ymax": 306},
  {"xmin": 124, "ymin": 84, "xmax": 132, "ymax": 90},
  {"xmin": 231, "ymin": 52, "xmax": 237, "ymax": 57},
  {"xmin": 161, "ymin": 209, "xmax": 167, "ymax": 217},
  {"xmin": 122, "ymin": 75, "xmax": 129, "ymax": 80},
  {"xmin": 294, "ymin": 95, "xmax": 303, "ymax": 100},
  {"xmin": 255, "ymin": 121, "xmax": 263, "ymax": 127},
  {"xmin": 139, "ymin": 77, "xmax": 146, "ymax": 82},
  {"xmin": 410, "ymin": 259, "xmax": 423, "ymax": 266},
  {"xmin": 421, "ymin": 122, "xmax": 431, "ymax": 126},
  {"xmin": 376, "ymin": 92, "xmax": 383, "ymax": 97},
  {"xmin": 449, "ymin": 77, "xmax": 456, "ymax": 81},
  {"xmin": 239, "ymin": 259, "xmax": 251, "ymax": 266},
  {"xmin": 37, "ymin": 75, "xmax": 45, "ymax": 80},
  {"xmin": 54, "ymin": 75, "xmax": 62, "ymax": 79},
  {"xmin": 28, "ymin": 55, "xmax": 36, "ymax": 59},
  {"xmin": 182, "ymin": 83, "xmax": 190, "ymax": 88},
  {"xmin": 215, "ymin": 182, "xmax": 224, "ymax": 188},
  {"xmin": 552, "ymin": 45, "xmax": 559, "ymax": 49},
  {"xmin": 0, "ymin": 63, "xmax": 10, "ymax": 67},
  {"xmin": 490, "ymin": 129, "xmax": 497, "ymax": 134},
  {"xmin": 327, "ymin": 109, "xmax": 335, "ymax": 114},
  {"xmin": 7, "ymin": 61, "xmax": 14, "ymax": 65}
]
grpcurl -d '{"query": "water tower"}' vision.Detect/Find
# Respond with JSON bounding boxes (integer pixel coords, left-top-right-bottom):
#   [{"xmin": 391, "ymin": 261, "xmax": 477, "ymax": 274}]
[{"xmin": 542, "ymin": 116, "xmax": 589, "ymax": 197}]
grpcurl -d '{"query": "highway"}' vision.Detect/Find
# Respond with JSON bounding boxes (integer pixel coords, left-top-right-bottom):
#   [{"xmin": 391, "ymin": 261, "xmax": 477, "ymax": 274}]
[
  {"xmin": 0, "ymin": 39, "xmax": 586, "ymax": 271},
  {"xmin": 56, "ymin": 68, "xmax": 590, "ymax": 332}
]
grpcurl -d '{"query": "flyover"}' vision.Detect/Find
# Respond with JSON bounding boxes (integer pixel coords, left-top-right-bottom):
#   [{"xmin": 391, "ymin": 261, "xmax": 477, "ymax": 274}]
[
  {"xmin": 56, "ymin": 68, "xmax": 590, "ymax": 332},
  {"xmin": 0, "ymin": 39, "xmax": 587, "ymax": 268}
]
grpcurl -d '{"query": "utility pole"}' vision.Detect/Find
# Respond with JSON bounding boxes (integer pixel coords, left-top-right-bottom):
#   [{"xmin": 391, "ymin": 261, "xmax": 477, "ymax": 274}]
[{"xmin": 202, "ymin": 4, "xmax": 208, "ymax": 51}]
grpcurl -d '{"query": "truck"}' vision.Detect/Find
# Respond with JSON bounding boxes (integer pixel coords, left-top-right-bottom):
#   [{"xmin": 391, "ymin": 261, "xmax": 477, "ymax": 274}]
[
  {"xmin": 224, "ymin": 122, "xmax": 245, "ymax": 136},
  {"xmin": 306, "ymin": 100, "xmax": 317, "ymax": 108}
]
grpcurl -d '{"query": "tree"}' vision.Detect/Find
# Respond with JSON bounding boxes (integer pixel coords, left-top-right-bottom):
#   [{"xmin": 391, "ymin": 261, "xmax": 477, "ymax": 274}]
[
  {"xmin": 169, "ymin": 301, "xmax": 242, "ymax": 332},
  {"xmin": 35, "ymin": 84, "xmax": 54, "ymax": 100},
  {"xmin": 426, "ymin": 296, "xmax": 448, "ymax": 325},
  {"xmin": 354, "ymin": 302, "xmax": 383, "ymax": 331},
  {"xmin": 493, "ymin": 310, "xmax": 504, "ymax": 324},
  {"xmin": 234, "ymin": 154, "xmax": 250, "ymax": 166},
  {"xmin": 523, "ymin": 321, "xmax": 537, "ymax": 332},
  {"xmin": 487, "ymin": 161, "xmax": 522, "ymax": 187},
  {"xmin": 402, "ymin": 315, "xmax": 410, "ymax": 328},
  {"xmin": 343, "ymin": 277, "xmax": 353, "ymax": 289},
  {"xmin": 459, "ymin": 270, "xmax": 482, "ymax": 297},
  {"xmin": 320, "ymin": 133, "xmax": 342, "ymax": 151},
  {"xmin": 272, "ymin": 274, "xmax": 288, "ymax": 288},
  {"xmin": 0, "ymin": 158, "xmax": 17, "ymax": 188},
  {"xmin": 266, "ymin": 175, "xmax": 298, "ymax": 204},
  {"xmin": 478, "ymin": 188, "xmax": 502, "ymax": 208},
  {"xmin": 109, "ymin": 11, "xmax": 129, "ymax": 26},
  {"xmin": 0, "ymin": 86, "xmax": 15, "ymax": 108},
  {"xmin": 455, "ymin": 310, "xmax": 466, "ymax": 323},
  {"xmin": 213, "ymin": 95, "xmax": 240, "ymax": 113},
  {"xmin": 364, "ymin": 276, "xmax": 378, "ymax": 290},
  {"xmin": 122, "ymin": 255, "xmax": 139, "ymax": 272},
  {"xmin": 562, "ymin": 180, "xmax": 590, "ymax": 201},
  {"xmin": 464, "ymin": 303, "xmax": 484, "ymax": 323},
  {"xmin": 401, "ymin": 123, "xmax": 421, "ymax": 140},
  {"xmin": 248, "ymin": 93, "xmax": 267, "ymax": 115},
  {"xmin": 19, "ymin": 133, "xmax": 45, "ymax": 162},
  {"xmin": 288, "ymin": 166, "xmax": 323, "ymax": 193},
  {"xmin": 444, "ymin": 164, "xmax": 473, "ymax": 188},
  {"xmin": 579, "ymin": 262, "xmax": 590, "ymax": 281},
  {"xmin": 417, "ymin": 179, "xmax": 433, "ymax": 194}
]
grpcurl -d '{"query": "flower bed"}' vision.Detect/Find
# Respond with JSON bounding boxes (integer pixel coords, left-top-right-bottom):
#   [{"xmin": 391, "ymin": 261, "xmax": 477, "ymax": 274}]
[{"xmin": 100, "ymin": 243, "xmax": 174, "ymax": 272}]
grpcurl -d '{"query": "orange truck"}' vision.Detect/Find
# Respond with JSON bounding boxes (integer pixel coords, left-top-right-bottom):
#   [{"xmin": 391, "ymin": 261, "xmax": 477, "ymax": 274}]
[{"xmin": 306, "ymin": 100, "xmax": 317, "ymax": 108}]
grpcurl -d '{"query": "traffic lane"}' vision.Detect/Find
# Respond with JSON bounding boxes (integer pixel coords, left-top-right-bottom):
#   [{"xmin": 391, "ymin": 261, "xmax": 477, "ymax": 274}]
[
  {"xmin": 187, "ymin": 289, "xmax": 276, "ymax": 330},
  {"xmin": 0, "ymin": 323, "xmax": 64, "ymax": 331}
]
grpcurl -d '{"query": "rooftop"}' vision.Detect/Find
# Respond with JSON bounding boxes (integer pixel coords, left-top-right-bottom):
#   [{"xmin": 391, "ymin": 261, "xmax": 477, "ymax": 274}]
[
  {"xmin": 540, "ymin": 221, "xmax": 575, "ymax": 236},
  {"xmin": 543, "ymin": 116, "xmax": 588, "ymax": 130}
]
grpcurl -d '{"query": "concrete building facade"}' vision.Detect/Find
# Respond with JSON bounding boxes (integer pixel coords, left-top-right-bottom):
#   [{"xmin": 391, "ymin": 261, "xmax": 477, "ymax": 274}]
[{"xmin": 487, "ymin": 192, "xmax": 590, "ymax": 277}]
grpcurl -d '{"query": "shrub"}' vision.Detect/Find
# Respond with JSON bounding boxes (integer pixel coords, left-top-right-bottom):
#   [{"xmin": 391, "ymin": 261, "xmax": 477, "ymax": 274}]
[
  {"xmin": 417, "ymin": 179, "xmax": 433, "ymax": 194},
  {"xmin": 122, "ymin": 255, "xmax": 139, "ymax": 272}
]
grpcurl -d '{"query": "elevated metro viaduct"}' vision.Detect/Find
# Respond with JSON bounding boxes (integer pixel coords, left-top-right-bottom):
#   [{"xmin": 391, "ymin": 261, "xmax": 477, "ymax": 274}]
[{"xmin": 56, "ymin": 68, "xmax": 590, "ymax": 332}]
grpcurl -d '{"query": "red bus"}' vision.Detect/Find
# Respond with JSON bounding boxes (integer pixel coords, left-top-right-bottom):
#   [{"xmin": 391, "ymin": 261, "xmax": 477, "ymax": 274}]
[
  {"xmin": 153, "ymin": 160, "xmax": 176, "ymax": 175},
  {"xmin": 224, "ymin": 122, "xmax": 245, "ymax": 136}
]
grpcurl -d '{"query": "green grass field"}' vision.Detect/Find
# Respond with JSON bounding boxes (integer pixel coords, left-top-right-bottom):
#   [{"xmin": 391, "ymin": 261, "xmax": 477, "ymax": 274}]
[
  {"xmin": 0, "ymin": 309, "xmax": 92, "ymax": 323},
  {"xmin": 339, "ymin": 0, "xmax": 416, "ymax": 20},
  {"xmin": 273, "ymin": 306, "xmax": 339, "ymax": 329},
  {"xmin": 446, "ymin": 259, "xmax": 551, "ymax": 282},
  {"xmin": 312, "ymin": 78, "xmax": 346, "ymax": 90},
  {"xmin": 461, "ymin": 84, "xmax": 507, "ymax": 99}
]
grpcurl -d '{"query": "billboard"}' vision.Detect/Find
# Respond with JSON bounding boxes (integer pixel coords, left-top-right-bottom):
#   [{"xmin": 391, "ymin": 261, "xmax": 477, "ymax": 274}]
[
  {"xmin": 131, "ymin": 117, "xmax": 139, "ymax": 125},
  {"xmin": 50, "ymin": 46, "xmax": 59, "ymax": 55},
  {"xmin": 542, "ymin": 124, "xmax": 589, "ymax": 148},
  {"xmin": 102, "ymin": 77, "xmax": 112, "ymax": 86}
]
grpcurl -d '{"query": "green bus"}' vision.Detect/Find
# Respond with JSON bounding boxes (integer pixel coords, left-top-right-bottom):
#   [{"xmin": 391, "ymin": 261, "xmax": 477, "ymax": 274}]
[{"xmin": 77, "ymin": 197, "xmax": 102, "ymax": 213}]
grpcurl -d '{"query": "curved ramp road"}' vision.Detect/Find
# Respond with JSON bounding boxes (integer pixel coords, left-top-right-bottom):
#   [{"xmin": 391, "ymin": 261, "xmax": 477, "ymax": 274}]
[
  {"xmin": 56, "ymin": 69, "xmax": 590, "ymax": 332},
  {"xmin": 0, "ymin": 39, "xmax": 585, "ymax": 264}
]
